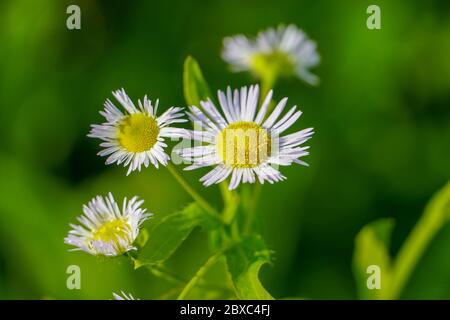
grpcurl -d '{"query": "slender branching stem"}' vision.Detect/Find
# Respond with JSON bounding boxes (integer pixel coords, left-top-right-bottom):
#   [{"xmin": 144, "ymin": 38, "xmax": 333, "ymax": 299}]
[
  {"xmin": 167, "ymin": 163, "xmax": 223, "ymax": 223},
  {"xmin": 146, "ymin": 264, "xmax": 185, "ymax": 285},
  {"xmin": 244, "ymin": 183, "xmax": 262, "ymax": 234},
  {"xmin": 261, "ymin": 75, "xmax": 275, "ymax": 101},
  {"xmin": 177, "ymin": 251, "xmax": 225, "ymax": 300},
  {"xmin": 146, "ymin": 264, "xmax": 231, "ymax": 294}
]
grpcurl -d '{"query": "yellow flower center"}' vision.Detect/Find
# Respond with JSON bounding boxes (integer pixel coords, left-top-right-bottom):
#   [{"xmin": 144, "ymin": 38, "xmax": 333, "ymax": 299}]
[
  {"xmin": 216, "ymin": 121, "xmax": 271, "ymax": 168},
  {"xmin": 92, "ymin": 219, "xmax": 131, "ymax": 243},
  {"xmin": 250, "ymin": 51, "xmax": 295, "ymax": 80},
  {"xmin": 117, "ymin": 113, "xmax": 159, "ymax": 153}
]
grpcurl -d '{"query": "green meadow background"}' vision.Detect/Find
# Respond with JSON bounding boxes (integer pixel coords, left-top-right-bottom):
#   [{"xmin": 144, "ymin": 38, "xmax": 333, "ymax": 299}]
[{"xmin": 1, "ymin": 0, "xmax": 450, "ymax": 299}]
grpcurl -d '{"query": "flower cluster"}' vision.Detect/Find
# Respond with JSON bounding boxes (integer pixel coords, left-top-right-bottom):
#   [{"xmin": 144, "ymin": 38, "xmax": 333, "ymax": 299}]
[{"xmin": 64, "ymin": 24, "xmax": 319, "ymax": 300}]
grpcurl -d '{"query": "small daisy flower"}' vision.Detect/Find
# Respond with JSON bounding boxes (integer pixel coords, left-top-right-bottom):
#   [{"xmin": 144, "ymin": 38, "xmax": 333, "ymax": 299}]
[
  {"xmin": 223, "ymin": 24, "xmax": 320, "ymax": 85},
  {"xmin": 64, "ymin": 193, "xmax": 151, "ymax": 257},
  {"xmin": 178, "ymin": 85, "xmax": 314, "ymax": 190},
  {"xmin": 112, "ymin": 291, "xmax": 138, "ymax": 300},
  {"xmin": 89, "ymin": 89, "xmax": 188, "ymax": 175}
]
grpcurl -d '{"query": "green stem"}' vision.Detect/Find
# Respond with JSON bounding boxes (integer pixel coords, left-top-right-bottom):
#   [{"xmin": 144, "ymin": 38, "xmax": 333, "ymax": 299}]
[
  {"xmin": 244, "ymin": 183, "xmax": 262, "ymax": 234},
  {"xmin": 220, "ymin": 183, "xmax": 239, "ymax": 225},
  {"xmin": 146, "ymin": 264, "xmax": 185, "ymax": 285},
  {"xmin": 261, "ymin": 75, "xmax": 275, "ymax": 99},
  {"xmin": 146, "ymin": 264, "xmax": 231, "ymax": 294},
  {"xmin": 167, "ymin": 164, "xmax": 223, "ymax": 223},
  {"xmin": 177, "ymin": 251, "xmax": 224, "ymax": 300},
  {"xmin": 219, "ymin": 182, "xmax": 231, "ymax": 204},
  {"xmin": 389, "ymin": 181, "xmax": 450, "ymax": 299}
]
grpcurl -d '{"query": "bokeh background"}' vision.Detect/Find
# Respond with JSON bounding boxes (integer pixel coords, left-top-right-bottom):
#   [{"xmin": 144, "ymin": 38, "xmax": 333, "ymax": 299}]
[{"xmin": 1, "ymin": 0, "xmax": 450, "ymax": 299}]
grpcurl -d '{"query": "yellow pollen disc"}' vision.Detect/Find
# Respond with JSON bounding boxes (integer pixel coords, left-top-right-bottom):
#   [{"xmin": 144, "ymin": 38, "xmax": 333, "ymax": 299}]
[
  {"xmin": 92, "ymin": 219, "xmax": 131, "ymax": 243},
  {"xmin": 117, "ymin": 113, "xmax": 159, "ymax": 153},
  {"xmin": 216, "ymin": 121, "xmax": 271, "ymax": 168}
]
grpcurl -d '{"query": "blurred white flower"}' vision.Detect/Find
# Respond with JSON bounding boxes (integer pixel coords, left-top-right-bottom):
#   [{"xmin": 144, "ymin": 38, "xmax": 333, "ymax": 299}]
[
  {"xmin": 223, "ymin": 24, "xmax": 320, "ymax": 85},
  {"xmin": 178, "ymin": 85, "xmax": 314, "ymax": 190},
  {"xmin": 65, "ymin": 193, "xmax": 151, "ymax": 256},
  {"xmin": 89, "ymin": 88, "xmax": 188, "ymax": 175},
  {"xmin": 112, "ymin": 291, "xmax": 138, "ymax": 300}
]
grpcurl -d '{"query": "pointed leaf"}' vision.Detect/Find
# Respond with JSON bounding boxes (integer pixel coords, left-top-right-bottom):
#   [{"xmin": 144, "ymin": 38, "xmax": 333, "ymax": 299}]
[
  {"xmin": 353, "ymin": 218, "xmax": 394, "ymax": 299},
  {"xmin": 137, "ymin": 203, "xmax": 217, "ymax": 265},
  {"xmin": 225, "ymin": 234, "xmax": 274, "ymax": 300},
  {"xmin": 183, "ymin": 56, "xmax": 212, "ymax": 106}
]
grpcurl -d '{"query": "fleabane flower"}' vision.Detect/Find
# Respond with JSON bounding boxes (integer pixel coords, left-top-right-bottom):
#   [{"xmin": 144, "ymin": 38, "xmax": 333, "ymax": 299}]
[
  {"xmin": 89, "ymin": 89, "xmax": 188, "ymax": 175},
  {"xmin": 222, "ymin": 24, "xmax": 320, "ymax": 85},
  {"xmin": 178, "ymin": 85, "xmax": 314, "ymax": 190},
  {"xmin": 112, "ymin": 291, "xmax": 138, "ymax": 300},
  {"xmin": 64, "ymin": 193, "xmax": 151, "ymax": 257}
]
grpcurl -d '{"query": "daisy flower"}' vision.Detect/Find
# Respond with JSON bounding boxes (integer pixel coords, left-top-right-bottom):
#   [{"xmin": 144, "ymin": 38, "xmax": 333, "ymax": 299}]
[
  {"xmin": 222, "ymin": 24, "xmax": 320, "ymax": 85},
  {"xmin": 178, "ymin": 85, "xmax": 314, "ymax": 190},
  {"xmin": 64, "ymin": 193, "xmax": 151, "ymax": 257},
  {"xmin": 89, "ymin": 88, "xmax": 188, "ymax": 175},
  {"xmin": 112, "ymin": 291, "xmax": 138, "ymax": 300}
]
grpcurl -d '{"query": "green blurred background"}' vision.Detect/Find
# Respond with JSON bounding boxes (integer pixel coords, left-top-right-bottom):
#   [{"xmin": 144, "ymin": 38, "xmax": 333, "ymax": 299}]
[{"xmin": 1, "ymin": 0, "xmax": 450, "ymax": 299}]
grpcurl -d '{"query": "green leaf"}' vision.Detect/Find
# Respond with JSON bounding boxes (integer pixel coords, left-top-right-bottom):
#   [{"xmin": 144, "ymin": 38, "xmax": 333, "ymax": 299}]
[
  {"xmin": 388, "ymin": 180, "xmax": 450, "ymax": 298},
  {"xmin": 135, "ymin": 228, "xmax": 149, "ymax": 249},
  {"xmin": 137, "ymin": 203, "xmax": 218, "ymax": 266},
  {"xmin": 353, "ymin": 218, "xmax": 395, "ymax": 299},
  {"xmin": 183, "ymin": 56, "xmax": 212, "ymax": 106},
  {"xmin": 422, "ymin": 179, "xmax": 450, "ymax": 222},
  {"xmin": 225, "ymin": 234, "xmax": 274, "ymax": 300}
]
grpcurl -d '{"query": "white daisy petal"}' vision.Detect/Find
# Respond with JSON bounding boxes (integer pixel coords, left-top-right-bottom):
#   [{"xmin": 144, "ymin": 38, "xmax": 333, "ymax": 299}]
[
  {"xmin": 254, "ymin": 89, "xmax": 273, "ymax": 124},
  {"xmin": 112, "ymin": 88, "xmax": 137, "ymax": 114},
  {"xmin": 188, "ymin": 106, "xmax": 220, "ymax": 133},
  {"xmin": 200, "ymin": 164, "xmax": 233, "ymax": 187},
  {"xmin": 199, "ymin": 99, "xmax": 228, "ymax": 129},
  {"xmin": 272, "ymin": 105, "xmax": 298, "ymax": 130},
  {"xmin": 218, "ymin": 89, "xmax": 236, "ymax": 123},
  {"xmin": 226, "ymin": 87, "xmax": 239, "ymax": 122},
  {"xmin": 262, "ymin": 97, "xmax": 288, "ymax": 128},
  {"xmin": 272, "ymin": 109, "xmax": 303, "ymax": 135},
  {"xmin": 229, "ymin": 168, "xmax": 244, "ymax": 190}
]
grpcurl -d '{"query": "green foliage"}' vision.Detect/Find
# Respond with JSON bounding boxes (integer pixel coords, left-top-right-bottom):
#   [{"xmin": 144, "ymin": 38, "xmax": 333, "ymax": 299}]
[
  {"xmin": 389, "ymin": 180, "xmax": 450, "ymax": 298},
  {"xmin": 422, "ymin": 180, "xmax": 450, "ymax": 222},
  {"xmin": 1, "ymin": 0, "xmax": 450, "ymax": 300},
  {"xmin": 353, "ymin": 181, "xmax": 450, "ymax": 300},
  {"xmin": 353, "ymin": 218, "xmax": 394, "ymax": 299},
  {"xmin": 183, "ymin": 56, "xmax": 212, "ymax": 106},
  {"xmin": 225, "ymin": 235, "xmax": 274, "ymax": 300},
  {"xmin": 135, "ymin": 228, "xmax": 149, "ymax": 249},
  {"xmin": 137, "ymin": 203, "xmax": 219, "ymax": 266}
]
